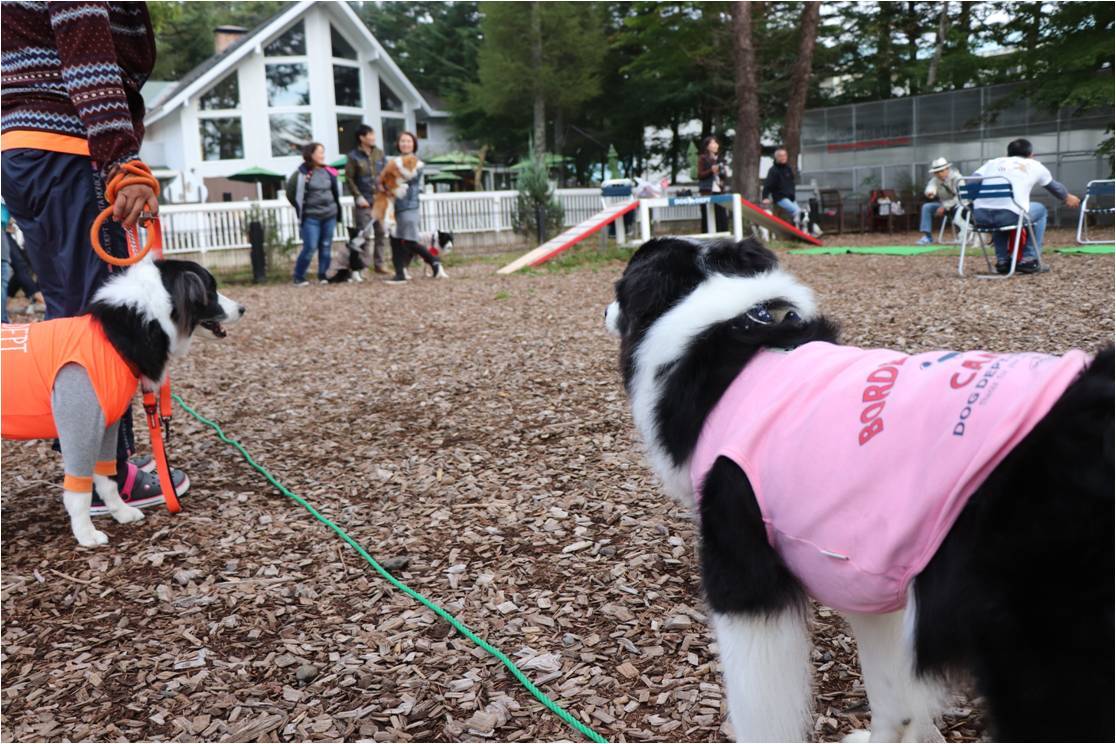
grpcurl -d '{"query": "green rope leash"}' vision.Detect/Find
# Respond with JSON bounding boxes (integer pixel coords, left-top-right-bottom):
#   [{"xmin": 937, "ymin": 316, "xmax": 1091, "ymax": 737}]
[{"xmin": 171, "ymin": 394, "xmax": 608, "ymax": 744}]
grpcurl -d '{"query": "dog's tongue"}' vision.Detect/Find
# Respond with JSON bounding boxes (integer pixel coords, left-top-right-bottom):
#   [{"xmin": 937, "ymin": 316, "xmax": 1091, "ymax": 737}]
[{"xmin": 203, "ymin": 321, "xmax": 227, "ymax": 338}]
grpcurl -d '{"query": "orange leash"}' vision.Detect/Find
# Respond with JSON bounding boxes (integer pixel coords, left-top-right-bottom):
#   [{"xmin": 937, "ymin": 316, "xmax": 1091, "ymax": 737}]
[
  {"xmin": 89, "ymin": 161, "xmax": 161, "ymax": 266},
  {"xmin": 92, "ymin": 160, "xmax": 180, "ymax": 513},
  {"xmin": 143, "ymin": 389, "xmax": 181, "ymax": 513}
]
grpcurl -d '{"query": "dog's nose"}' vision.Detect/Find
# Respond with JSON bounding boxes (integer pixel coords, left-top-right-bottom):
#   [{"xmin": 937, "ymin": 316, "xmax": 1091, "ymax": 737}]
[{"xmin": 237, "ymin": 305, "xmax": 246, "ymax": 317}]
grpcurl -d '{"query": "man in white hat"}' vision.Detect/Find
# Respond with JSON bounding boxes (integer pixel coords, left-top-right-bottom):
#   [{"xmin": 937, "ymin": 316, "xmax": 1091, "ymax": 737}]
[{"xmin": 917, "ymin": 157, "xmax": 962, "ymax": 245}]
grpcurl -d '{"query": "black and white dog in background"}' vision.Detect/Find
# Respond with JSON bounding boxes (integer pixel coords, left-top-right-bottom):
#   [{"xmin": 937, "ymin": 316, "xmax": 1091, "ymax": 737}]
[{"xmin": 605, "ymin": 236, "xmax": 1112, "ymax": 741}]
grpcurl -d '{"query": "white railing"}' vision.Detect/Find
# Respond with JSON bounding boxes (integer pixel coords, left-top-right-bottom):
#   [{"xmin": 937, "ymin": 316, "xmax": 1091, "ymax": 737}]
[{"xmin": 155, "ymin": 187, "xmax": 704, "ymax": 257}]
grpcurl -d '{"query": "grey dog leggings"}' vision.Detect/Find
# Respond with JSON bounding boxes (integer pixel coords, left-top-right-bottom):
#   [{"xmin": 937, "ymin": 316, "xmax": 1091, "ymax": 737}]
[{"xmin": 52, "ymin": 363, "xmax": 120, "ymax": 489}]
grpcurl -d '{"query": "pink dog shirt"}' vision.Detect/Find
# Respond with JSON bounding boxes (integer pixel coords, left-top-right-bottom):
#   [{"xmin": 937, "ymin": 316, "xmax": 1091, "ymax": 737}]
[{"xmin": 690, "ymin": 341, "xmax": 1089, "ymax": 614}]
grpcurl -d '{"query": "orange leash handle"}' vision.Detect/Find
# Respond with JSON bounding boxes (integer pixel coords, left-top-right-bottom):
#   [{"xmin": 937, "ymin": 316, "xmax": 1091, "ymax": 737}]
[
  {"xmin": 90, "ymin": 161, "xmax": 162, "ymax": 266},
  {"xmin": 143, "ymin": 390, "xmax": 181, "ymax": 514}
]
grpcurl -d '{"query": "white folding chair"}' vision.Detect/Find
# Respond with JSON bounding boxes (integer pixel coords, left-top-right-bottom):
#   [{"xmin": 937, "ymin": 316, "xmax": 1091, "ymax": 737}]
[
  {"xmin": 957, "ymin": 176, "xmax": 1037, "ymax": 279},
  {"xmin": 1076, "ymin": 179, "xmax": 1115, "ymax": 244}
]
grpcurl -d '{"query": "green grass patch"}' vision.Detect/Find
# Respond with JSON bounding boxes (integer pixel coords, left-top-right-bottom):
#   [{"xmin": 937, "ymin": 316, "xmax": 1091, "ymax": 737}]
[{"xmin": 1055, "ymin": 245, "xmax": 1115, "ymax": 254}]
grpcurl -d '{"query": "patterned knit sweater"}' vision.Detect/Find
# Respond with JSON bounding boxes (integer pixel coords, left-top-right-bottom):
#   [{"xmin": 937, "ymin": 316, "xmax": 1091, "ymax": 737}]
[{"xmin": 0, "ymin": 1, "xmax": 155, "ymax": 172}]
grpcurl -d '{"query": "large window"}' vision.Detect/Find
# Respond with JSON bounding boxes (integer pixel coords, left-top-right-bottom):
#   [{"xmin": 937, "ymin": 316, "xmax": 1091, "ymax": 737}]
[
  {"xmin": 270, "ymin": 113, "xmax": 312, "ymax": 157},
  {"xmin": 333, "ymin": 65, "xmax": 361, "ymax": 108},
  {"xmin": 266, "ymin": 63, "xmax": 309, "ymax": 106},
  {"xmin": 200, "ymin": 118, "xmax": 243, "ymax": 160},
  {"xmin": 331, "ymin": 26, "xmax": 357, "ymax": 60},
  {"xmin": 265, "ymin": 22, "xmax": 305, "ymax": 56},
  {"xmin": 200, "ymin": 74, "xmax": 239, "ymax": 110},
  {"xmin": 336, "ymin": 114, "xmax": 365, "ymax": 154},
  {"xmin": 380, "ymin": 81, "xmax": 403, "ymax": 113},
  {"xmin": 382, "ymin": 117, "xmax": 404, "ymax": 154}
]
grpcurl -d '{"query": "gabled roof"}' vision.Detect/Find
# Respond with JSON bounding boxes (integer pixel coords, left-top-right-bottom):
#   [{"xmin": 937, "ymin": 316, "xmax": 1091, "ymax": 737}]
[{"xmin": 144, "ymin": 0, "xmax": 447, "ymax": 127}]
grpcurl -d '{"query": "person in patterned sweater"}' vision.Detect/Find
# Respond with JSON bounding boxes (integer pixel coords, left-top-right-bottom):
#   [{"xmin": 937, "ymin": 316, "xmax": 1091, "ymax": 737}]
[{"xmin": 1, "ymin": 0, "xmax": 189, "ymax": 514}]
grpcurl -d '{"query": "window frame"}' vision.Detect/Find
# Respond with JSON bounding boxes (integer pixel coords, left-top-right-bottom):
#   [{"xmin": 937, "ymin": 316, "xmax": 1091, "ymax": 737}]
[{"xmin": 198, "ymin": 115, "xmax": 245, "ymax": 161}]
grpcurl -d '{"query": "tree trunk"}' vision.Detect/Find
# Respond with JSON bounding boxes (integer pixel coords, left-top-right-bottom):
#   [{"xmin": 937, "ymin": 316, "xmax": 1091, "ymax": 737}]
[
  {"xmin": 926, "ymin": 2, "xmax": 949, "ymax": 89},
  {"xmin": 875, "ymin": 2, "xmax": 895, "ymax": 99},
  {"xmin": 731, "ymin": 1, "xmax": 761, "ymax": 201},
  {"xmin": 904, "ymin": 1, "xmax": 920, "ymax": 94},
  {"xmin": 783, "ymin": 1, "xmax": 820, "ymax": 172},
  {"xmin": 553, "ymin": 109, "xmax": 565, "ymax": 186},
  {"xmin": 669, "ymin": 118, "xmax": 680, "ymax": 183},
  {"xmin": 474, "ymin": 144, "xmax": 489, "ymax": 192},
  {"xmin": 531, "ymin": 1, "xmax": 545, "ymax": 160}
]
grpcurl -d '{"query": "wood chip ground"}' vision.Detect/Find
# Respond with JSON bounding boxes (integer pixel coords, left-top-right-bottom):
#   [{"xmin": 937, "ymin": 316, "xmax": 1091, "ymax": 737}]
[{"xmin": 3, "ymin": 237, "xmax": 1112, "ymax": 742}]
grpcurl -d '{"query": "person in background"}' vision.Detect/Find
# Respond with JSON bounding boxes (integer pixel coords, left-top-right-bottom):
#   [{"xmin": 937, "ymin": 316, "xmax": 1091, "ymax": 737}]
[
  {"xmin": 1, "ymin": 0, "xmax": 188, "ymax": 512},
  {"xmin": 344, "ymin": 125, "xmax": 387, "ymax": 276},
  {"xmin": 697, "ymin": 136, "xmax": 729, "ymax": 233},
  {"xmin": 3, "ymin": 214, "xmax": 48, "ymax": 316},
  {"xmin": 762, "ymin": 147, "xmax": 804, "ymax": 228},
  {"xmin": 383, "ymin": 132, "xmax": 447, "ymax": 283},
  {"xmin": 971, "ymin": 138, "xmax": 1080, "ymax": 275},
  {"xmin": 286, "ymin": 142, "xmax": 342, "ymax": 286},
  {"xmin": 917, "ymin": 157, "xmax": 963, "ymax": 245}
]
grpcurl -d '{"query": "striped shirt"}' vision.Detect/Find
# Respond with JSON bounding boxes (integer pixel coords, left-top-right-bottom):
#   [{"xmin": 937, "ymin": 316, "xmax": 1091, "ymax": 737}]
[{"xmin": 1, "ymin": 1, "xmax": 154, "ymax": 171}]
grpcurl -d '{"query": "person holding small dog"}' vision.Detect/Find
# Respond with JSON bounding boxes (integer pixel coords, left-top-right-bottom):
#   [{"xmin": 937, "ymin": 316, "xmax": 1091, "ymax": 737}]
[
  {"xmin": 383, "ymin": 132, "xmax": 447, "ymax": 283},
  {"xmin": 344, "ymin": 125, "xmax": 387, "ymax": 276},
  {"xmin": 1, "ymin": 0, "xmax": 189, "ymax": 513},
  {"xmin": 286, "ymin": 142, "xmax": 343, "ymax": 286}
]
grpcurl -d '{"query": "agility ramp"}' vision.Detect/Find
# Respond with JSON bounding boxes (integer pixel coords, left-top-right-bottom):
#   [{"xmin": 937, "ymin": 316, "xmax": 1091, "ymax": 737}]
[
  {"xmin": 738, "ymin": 196, "xmax": 823, "ymax": 246},
  {"xmin": 497, "ymin": 200, "xmax": 639, "ymax": 274}
]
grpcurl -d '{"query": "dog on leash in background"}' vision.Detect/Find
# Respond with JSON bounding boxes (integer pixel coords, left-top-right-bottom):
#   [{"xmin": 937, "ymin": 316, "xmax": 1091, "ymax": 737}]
[
  {"xmin": 1, "ymin": 260, "xmax": 244, "ymax": 547},
  {"xmin": 605, "ymin": 236, "xmax": 1112, "ymax": 741},
  {"xmin": 373, "ymin": 154, "xmax": 420, "ymax": 232}
]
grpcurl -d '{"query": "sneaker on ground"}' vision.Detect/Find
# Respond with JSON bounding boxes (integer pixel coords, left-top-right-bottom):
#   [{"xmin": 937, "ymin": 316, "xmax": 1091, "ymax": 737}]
[
  {"xmin": 916, "ymin": 235, "xmax": 934, "ymax": 246},
  {"xmin": 1016, "ymin": 261, "xmax": 1048, "ymax": 274},
  {"xmin": 374, "ymin": 266, "xmax": 390, "ymax": 275},
  {"xmin": 89, "ymin": 462, "xmax": 190, "ymax": 516},
  {"xmin": 294, "ymin": 280, "xmax": 310, "ymax": 287},
  {"xmin": 318, "ymin": 279, "xmax": 329, "ymax": 284},
  {"xmin": 995, "ymin": 261, "xmax": 1012, "ymax": 275}
]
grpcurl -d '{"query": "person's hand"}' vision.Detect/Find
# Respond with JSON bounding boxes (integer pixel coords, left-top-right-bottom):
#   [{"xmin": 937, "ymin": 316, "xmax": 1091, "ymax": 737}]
[
  {"xmin": 1064, "ymin": 194, "xmax": 1081, "ymax": 209},
  {"xmin": 935, "ymin": 207, "xmax": 945, "ymax": 217},
  {"xmin": 762, "ymin": 198, "xmax": 771, "ymax": 205},
  {"xmin": 925, "ymin": 191, "xmax": 936, "ymax": 200},
  {"xmin": 711, "ymin": 165, "xmax": 720, "ymax": 174},
  {"xmin": 356, "ymin": 196, "xmax": 370, "ymax": 208},
  {"xmin": 113, "ymin": 183, "xmax": 158, "ymax": 228}
]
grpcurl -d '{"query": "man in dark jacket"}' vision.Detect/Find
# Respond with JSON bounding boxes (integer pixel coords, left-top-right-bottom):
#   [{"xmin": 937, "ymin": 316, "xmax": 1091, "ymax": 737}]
[
  {"xmin": 762, "ymin": 148, "xmax": 803, "ymax": 227},
  {"xmin": 344, "ymin": 125, "xmax": 387, "ymax": 274},
  {"xmin": 0, "ymin": 0, "xmax": 187, "ymax": 511}
]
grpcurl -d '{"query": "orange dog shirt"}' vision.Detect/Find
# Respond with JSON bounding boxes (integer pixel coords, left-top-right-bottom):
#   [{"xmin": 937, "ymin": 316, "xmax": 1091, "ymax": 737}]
[{"xmin": 2, "ymin": 316, "xmax": 139, "ymax": 440}]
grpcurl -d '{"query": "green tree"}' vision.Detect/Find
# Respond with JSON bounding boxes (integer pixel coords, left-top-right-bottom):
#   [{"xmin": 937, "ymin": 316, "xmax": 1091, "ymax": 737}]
[
  {"xmin": 355, "ymin": 1, "xmax": 482, "ymax": 102},
  {"xmin": 148, "ymin": 1, "xmax": 286, "ymax": 80},
  {"xmin": 466, "ymin": 2, "xmax": 606, "ymax": 162}
]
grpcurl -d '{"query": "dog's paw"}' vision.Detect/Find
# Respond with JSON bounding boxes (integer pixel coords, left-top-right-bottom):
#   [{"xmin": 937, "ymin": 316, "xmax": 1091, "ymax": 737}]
[
  {"xmin": 75, "ymin": 528, "xmax": 110, "ymax": 547},
  {"xmin": 842, "ymin": 731, "xmax": 872, "ymax": 743},
  {"xmin": 112, "ymin": 505, "xmax": 145, "ymax": 524}
]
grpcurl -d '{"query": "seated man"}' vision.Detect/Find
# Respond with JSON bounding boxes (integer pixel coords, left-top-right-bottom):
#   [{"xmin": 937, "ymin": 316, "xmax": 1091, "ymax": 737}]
[
  {"xmin": 917, "ymin": 157, "xmax": 962, "ymax": 245},
  {"xmin": 971, "ymin": 138, "xmax": 1080, "ymax": 274},
  {"xmin": 762, "ymin": 147, "xmax": 804, "ymax": 228}
]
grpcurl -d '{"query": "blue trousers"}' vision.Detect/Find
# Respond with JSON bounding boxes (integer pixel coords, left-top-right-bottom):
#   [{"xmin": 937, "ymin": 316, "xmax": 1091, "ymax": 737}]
[
  {"xmin": 972, "ymin": 203, "xmax": 1047, "ymax": 263},
  {"xmin": 294, "ymin": 216, "xmax": 336, "ymax": 282},
  {"xmin": 0, "ymin": 148, "xmax": 135, "ymax": 464}
]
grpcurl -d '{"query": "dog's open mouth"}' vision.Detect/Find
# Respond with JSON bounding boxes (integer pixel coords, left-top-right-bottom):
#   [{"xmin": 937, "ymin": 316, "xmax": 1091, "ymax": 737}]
[{"xmin": 201, "ymin": 320, "xmax": 227, "ymax": 338}]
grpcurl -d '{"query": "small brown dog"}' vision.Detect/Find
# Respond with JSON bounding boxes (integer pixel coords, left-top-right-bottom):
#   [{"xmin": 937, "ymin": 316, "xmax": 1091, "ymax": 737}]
[{"xmin": 374, "ymin": 154, "xmax": 421, "ymax": 229}]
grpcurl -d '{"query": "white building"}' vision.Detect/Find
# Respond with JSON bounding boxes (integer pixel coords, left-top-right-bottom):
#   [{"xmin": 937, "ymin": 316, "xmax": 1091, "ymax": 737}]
[{"xmin": 141, "ymin": 0, "xmax": 455, "ymax": 203}]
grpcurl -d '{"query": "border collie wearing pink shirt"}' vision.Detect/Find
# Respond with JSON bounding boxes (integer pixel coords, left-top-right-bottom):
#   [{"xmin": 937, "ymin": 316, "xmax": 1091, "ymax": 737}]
[{"xmin": 605, "ymin": 236, "xmax": 1112, "ymax": 742}]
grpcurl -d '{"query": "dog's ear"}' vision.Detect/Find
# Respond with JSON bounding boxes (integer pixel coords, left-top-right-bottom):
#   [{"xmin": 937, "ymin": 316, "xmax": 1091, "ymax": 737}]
[{"xmin": 171, "ymin": 271, "xmax": 208, "ymax": 339}]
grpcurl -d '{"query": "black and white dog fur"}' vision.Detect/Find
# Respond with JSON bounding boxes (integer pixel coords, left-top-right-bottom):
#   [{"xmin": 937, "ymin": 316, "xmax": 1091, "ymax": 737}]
[
  {"xmin": 58, "ymin": 260, "xmax": 242, "ymax": 546},
  {"xmin": 605, "ymin": 237, "xmax": 1113, "ymax": 741}
]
